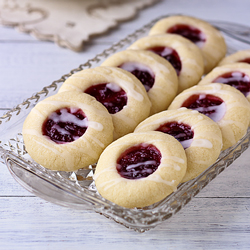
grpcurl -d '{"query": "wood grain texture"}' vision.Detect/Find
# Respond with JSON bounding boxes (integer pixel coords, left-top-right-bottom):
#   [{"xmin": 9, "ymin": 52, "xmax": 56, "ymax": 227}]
[
  {"xmin": 1, "ymin": 0, "xmax": 250, "ymax": 249},
  {"xmin": 0, "ymin": 197, "xmax": 249, "ymax": 250}
]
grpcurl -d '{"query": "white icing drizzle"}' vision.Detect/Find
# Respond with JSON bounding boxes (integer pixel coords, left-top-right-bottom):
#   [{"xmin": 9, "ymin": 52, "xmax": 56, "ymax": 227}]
[
  {"xmin": 85, "ymin": 134, "xmax": 105, "ymax": 148},
  {"xmin": 49, "ymin": 108, "xmax": 88, "ymax": 127},
  {"xmin": 93, "ymin": 167, "xmax": 114, "ymax": 181},
  {"xmin": 87, "ymin": 121, "xmax": 103, "ymax": 131},
  {"xmin": 190, "ymin": 159, "xmax": 209, "ymax": 165},
  {"xmin": 136, "ymin": 113, "xmax": 185, "ymax": 131},
  {"xmin": 111, "ymin": 67, "xmax": 146, "ymax": 101},
  {"xmin": 32, "ymin": 138, "xmax": 61, "ymax": 155},
  {"xmin": 160, "ymin": 163, "xmax": 181, "ymax": 171},
  {"xmin": 162, "ymin": 155, "xmax": 185, "ymax": 164},
  {"xmin": 61, "ymin": 82, "xmax": 83, "ymax": 92},
  {"xmin": 106, "ymin": 83, "xmax": 122, "ymax": 92},
  {"xmin": 86, "ymin": 67, "xmax": 146, "ymax": 102},
  {"xmin": 139, "ymin": 53, "xmax": 171, "ymax": 74},
  {"xmin": 100, "ymin": 178, "xmax": 122, "ymax": 192},
  {"xmin": 191, "ymin": 139, "xmax": 213, "ymax": 148},
  {"xmin": 144, "ymin": 174, "xmax": 177, "ymax": 190},
  {"xmin": 23, "ymin": 129, "xmax": 42, "ymax": 137},
  {"xmin": 41, "ymin": 100, "xmax": 110, "ymax": 117},
  {"xmin": 220, "ymin": 119, "xmax": 246, "ymax": 131},
  {"xmin": 191, "ymin": 102, "xmax": 226, "ymax": 122},
  {"xmin": 121, "ymin": 160, "xmax": 156, "ymax": 171},
  {"xmin": 120, "ymin": 62, "xmax": 155, "ymax": 79},
  {"xmin": 181, "ymin": 139, "xmax": 193, "ymax": 149}
]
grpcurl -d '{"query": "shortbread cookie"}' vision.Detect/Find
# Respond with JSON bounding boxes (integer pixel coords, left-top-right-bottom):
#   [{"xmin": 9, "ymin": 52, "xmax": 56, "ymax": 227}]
[
  {"xmin": 149, "ymin": 15, "xmax": 227, "ymax": 73},
  {"xmin": 59, "ymin": 66, "xmax": 151, "ymax": 140},
  {"xmin": 134, "ymin": 108, "xmax": 222, "ymax": 182},
  {"xmin": 168, "ymin": 83, "xmax": 250, "ymax": 150},
  {"xmin": 94, "ymin": 131, "xmax": 187, "ymax": 208},
  {"xmin": 219, "ymin": 49, "xmax": 250, "ymax": 66},
  {"xmin": 22, "ymin": 91, "xmax": 114, "ymax": 171},
  {"xmin": 198, "ymin": 63, "xmax": 250, "ymax": 102},
  {"xmin": 128, "ymin": 34, "xmax": 204, "ymax": 93},
  {"xmin": 101, "ymin": 50, "xmax": 178, "ymax": 114}
]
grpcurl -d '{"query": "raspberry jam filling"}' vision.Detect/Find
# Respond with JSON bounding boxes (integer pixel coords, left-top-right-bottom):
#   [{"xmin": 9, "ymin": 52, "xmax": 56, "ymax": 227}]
[
  {"xmin": 42, "ymin": 107, "xmax": 88, "ymax": 144},
  {"xmin": 119, "ymin": 62, "xmax": 155, "ymax": 92},
  {"xmin": 85, "ymin": 83, "xmax": 127, "ymax": 114},
  {"xmin": 116, "ymin": 143, "xmax": 161, "ymax": 179},
  {"xmin": 156, "ymin": 122, "xmax": 194, "ymax": 149},
  {"xmin": 213, "ymin": 71, "xmax": 250, "ymax": 97},
  {"xmin": 181, "ymin": 94, "xmax": 226, "ymax": 122},
  {"xmin": 148, "ymin": 46, "xmax": 182, "ymax": 76},
  {"xmin": 167, "ymin": 24, "xmax": 206, "ymax": 48},
  {"xmin": 238, "ymin": 58, "xmax": 250, "ymax": 64}
]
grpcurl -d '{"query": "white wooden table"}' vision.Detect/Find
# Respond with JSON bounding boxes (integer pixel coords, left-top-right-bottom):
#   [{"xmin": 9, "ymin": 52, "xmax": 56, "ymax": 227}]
[{"xmin": 1, "ymin": 0, "xmax": 250, "ymax": 249}]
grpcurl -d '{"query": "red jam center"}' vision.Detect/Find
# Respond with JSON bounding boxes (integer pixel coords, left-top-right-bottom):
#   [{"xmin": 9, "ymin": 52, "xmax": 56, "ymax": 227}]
[
  {"xmin": 181, "ymin": 94, "xmax": 226, "ymax": 122},
  {"xmin": 116, "ymin": 143, "xmax": 161, "ymax": 179},
  {"xmin": 213, "ymin": 71, "xmax": 250, "ymax": 97},
  {"xmin": 42, "ymin": 107, "xmax": 88, "ymax": 144},
  {"xmin": 148, "ymin": 46, "xmax": 182, "ymax": 76},
  {"xmin": 118, "ymin": 62, "xmax": 155, "ymax": 92},
  {"xmin": 238, "ymin": 58, "xmax": 250, "ymax": 64},
  {"xmin": 167, "ymin": 24, "xmax": 206, "ymax": 48},
  {"xmin": 156, "ymin": 122, "xmax": 194, "ymax": 149},
  {"xmin": 85, "ymin": 83, "xmax": 127, "ymax": 114}
]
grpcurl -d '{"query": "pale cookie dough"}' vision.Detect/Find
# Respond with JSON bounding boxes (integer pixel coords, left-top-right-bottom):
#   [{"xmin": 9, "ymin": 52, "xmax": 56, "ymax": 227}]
[
  {"xmin": 134, "ymin": 108, "xmax": 222, "ymax": 182},
  {"xmin": 219, "ymin": 49, "xmax": 250, "ymax": 66},
  {"xmin": 168, "ymin": 83, "xmax": 250, "ymax": 150},
  {"xmin": 149, "ymin": 15, "xmax": 227, "ymax": 74},
  {"xmin": 59, "ymin": 66, "xmax": 151, "ymax": 140},
  {"xmin": 101, "ymin": 50, "xmax": 178, "ymax": 115},
  {"xmin": 198, "ymin": 63, "xmax": 250, "ymax": 102},
  {"xmin": 128, "ymin": 34, "xmax": 204, "ymax": 93},
  {"xmin": 94, "ymin": 131, "xmax": 187, "ymax": 208},
  {"xmin": 22, "ymin": 91, "xmax": 114, "ymax": 171}
]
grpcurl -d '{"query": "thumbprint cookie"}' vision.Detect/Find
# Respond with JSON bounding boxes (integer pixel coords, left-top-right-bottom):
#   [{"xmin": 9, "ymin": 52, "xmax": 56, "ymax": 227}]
[
  {"xmin": 128, "ymin": 34, "xmax": 204, "ymax": 93},
  {"xmin": 149, "ymin": 15, "xmax": 227, "ymax": 74},
  {"xmin": 94, "ymin": 131, "xmax": 187, "ymax": 208},
  {"xmin": 134, "ymin": 108, "xmax": 222, "ymax": 182},
  {"xmin": 59, "ymin": 66, "xmax": 151, "ymax": 140},
  {"xmin": 168, "ymin": 83, "xmax": 250, "ymax": 150},
  {"xmin": 199, "ymin": 63, "xmax": 250, "ymax": 102},
  {"xmin": 101, "ymin": 50, "xmax": 178, "ymax": 115},
  {"xmin": 22, "ymin": 91, "xmax": 114, "ymax": 171},
  {"xmin": 219, "ymin": 49, "xmax": 250, "ymax": 66}
]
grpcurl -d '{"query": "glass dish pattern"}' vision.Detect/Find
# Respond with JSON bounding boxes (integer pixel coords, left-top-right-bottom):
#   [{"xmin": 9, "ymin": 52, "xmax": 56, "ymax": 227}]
[{"xmin": 1, "ymin": 15, "xmax": 250, "ymax": 232}]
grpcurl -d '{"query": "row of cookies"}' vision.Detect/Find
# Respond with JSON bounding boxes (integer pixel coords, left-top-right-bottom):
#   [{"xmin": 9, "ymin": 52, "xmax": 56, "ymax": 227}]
[
  {"xmin": 22, "ymin": 15, "xmax": 250, "ymax": 208},
  {"xmin": 95, "ymin": 82, "xmax": 250, "ymax": 208},
  {"xmin": 93, "ymin": 16, "xmax": 250, "ymax": 207}
]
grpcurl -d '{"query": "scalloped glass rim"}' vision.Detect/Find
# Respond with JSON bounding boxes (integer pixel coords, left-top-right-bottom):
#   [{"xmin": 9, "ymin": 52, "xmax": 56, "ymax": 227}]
[{"xmin": 1, "ymin": 14, "xmax": 250, "ymax": 232}]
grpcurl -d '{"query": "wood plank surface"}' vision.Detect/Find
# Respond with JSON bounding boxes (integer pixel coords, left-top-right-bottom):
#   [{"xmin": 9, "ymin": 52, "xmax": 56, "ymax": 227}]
[{"xmin": 0, "ymin": 197, "xmax": 249, "ymax": 250}]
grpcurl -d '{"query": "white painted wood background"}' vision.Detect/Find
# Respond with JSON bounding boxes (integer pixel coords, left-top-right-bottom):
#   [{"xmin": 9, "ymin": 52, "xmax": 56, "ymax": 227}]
[{"xmin": 0, "ymin": 0, "xmax": 250, "ymax": 249}]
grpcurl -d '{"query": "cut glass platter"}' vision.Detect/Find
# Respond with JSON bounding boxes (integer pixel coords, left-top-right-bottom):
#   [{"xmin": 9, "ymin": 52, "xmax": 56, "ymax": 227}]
[{"xmin": 1, "ymin": 14, "xmax": 250, "ymax": 232}]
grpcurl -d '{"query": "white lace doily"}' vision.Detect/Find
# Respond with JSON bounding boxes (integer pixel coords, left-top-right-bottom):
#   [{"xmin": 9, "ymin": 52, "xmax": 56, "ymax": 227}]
[{"xmin": 0, "ymin": 0, "xmax": 159, "ymax": 51}]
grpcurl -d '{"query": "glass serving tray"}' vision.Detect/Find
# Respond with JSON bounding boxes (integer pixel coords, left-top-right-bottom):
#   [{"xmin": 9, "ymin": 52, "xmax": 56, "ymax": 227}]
[{"xmin": 1, "ymin": 15, "xmax": 250, "ymax": 232}]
